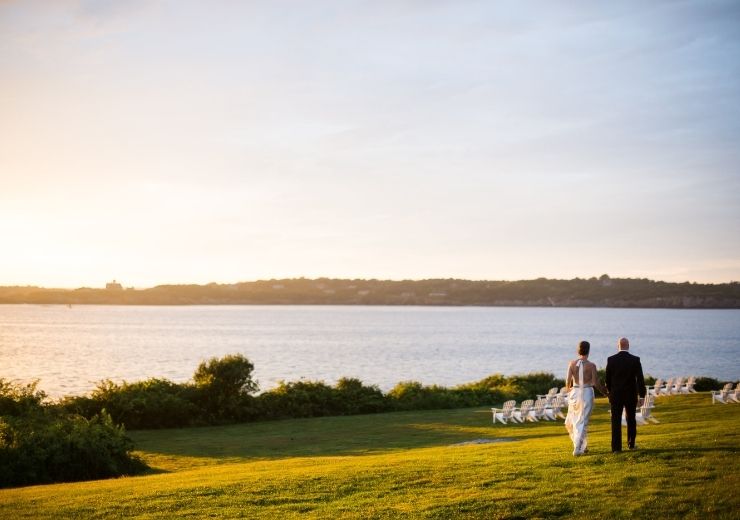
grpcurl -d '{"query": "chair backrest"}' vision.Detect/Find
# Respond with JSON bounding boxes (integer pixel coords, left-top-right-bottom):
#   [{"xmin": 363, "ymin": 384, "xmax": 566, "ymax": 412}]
[
  {"xmin": 494, "ymin": 400, "xmax": 516, "ymax": 422},
  {"xmin": 519, "ymin": 399, "xmax": 534, "ymax": 415},
  {"xmin": 663, "ymin": 378, "xmax": 674, "ymax": 392},
  {"xmin": 673, "ymin": 377, "xmax": 684, "ymax": 390},
  {"xmin": 641, "ymin": 395, "xmax": 654, "ymax": 418},
  {"xmin": 553, "ymin": 395, "xmax": 565, "ymax": 409},
  {"xmin": 533, "ymin": 398, "xmax": 547, "ymax": 415},
  {"xmin": 548, "ymin": 387, "xmax": 558, "ymax": 396},
  {"xmin": 502, "ymin": 400, "xmax": 516, "ymax": 417},
  {"xmin": 725, "ymin": 383, "xmax": 734, "ymax": 391}
]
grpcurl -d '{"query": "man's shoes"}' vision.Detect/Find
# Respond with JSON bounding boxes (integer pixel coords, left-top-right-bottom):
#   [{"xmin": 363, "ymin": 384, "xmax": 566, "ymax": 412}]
[
  {"xmin": 628, "ymin": 445, "xmax": 637, "ymax": 450},
  {"xmin": 612, "ymin": 449, "xmax": 622, "ymax": 453}
]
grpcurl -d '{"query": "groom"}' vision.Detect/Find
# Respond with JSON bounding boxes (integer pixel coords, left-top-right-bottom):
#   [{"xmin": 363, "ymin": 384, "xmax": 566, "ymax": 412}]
[{"xmin": 605, "ymin": 337, "xmax": 646, "ymax": 453}]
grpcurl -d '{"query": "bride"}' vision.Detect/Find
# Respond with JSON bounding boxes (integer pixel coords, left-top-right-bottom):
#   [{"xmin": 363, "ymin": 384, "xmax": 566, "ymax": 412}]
[{"xmin": 564, "ymin": 340, "xmax": 607, "ymax": 456}]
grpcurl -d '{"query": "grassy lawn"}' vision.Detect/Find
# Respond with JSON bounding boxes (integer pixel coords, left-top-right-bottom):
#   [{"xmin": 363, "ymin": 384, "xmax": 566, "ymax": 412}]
[{"xmin": 1, "ymin": 393, "xmax": 738, "ymax": 519}]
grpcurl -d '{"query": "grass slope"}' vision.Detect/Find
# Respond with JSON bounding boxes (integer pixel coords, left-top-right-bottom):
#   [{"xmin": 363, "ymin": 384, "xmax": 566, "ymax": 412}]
[{"xmin": 1, "ymin": 393, "xmax": 738, "ymax": 519}]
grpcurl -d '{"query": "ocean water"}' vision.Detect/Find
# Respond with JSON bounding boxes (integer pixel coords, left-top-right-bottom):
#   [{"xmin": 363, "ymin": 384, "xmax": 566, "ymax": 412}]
[{"xmin": 1, "ymin": 305, "xmax": 738, "ymax": 397}]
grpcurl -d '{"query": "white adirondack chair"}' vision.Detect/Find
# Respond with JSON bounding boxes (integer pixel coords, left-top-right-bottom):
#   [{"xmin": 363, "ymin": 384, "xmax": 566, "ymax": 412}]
[
  {"xmin": 660, "ymin": 377, "xmax": 675, "ymax": 396},
  {"xmin": 727, "ymin": 383, "xmax": 740, "ymax": 403},
  {"xmin": 671, "ymin": 377, "xmax": 684, "ymax": 395},
  {"xmin": 622, "ymin": 394, "xmax": 658, "ymax": 425},
  {"xmin": 531, "ymin": 398, "xmax": 551, "ymax": 421},
  {"xmin": 647, "ymin": 378, "xmax": 664, "ymax": 398},
  {"xmin": 545, "ymin": 395, "xmax": 567, "ymax": 420},
  {"xmin": 558, "ymin": 387, "xmax": 569, "ymax": 406},
  {"xmin": 637, "ymin": 393, "xmax": 659, "ymax": 424},
  {"xmin": 491, "ymin": 400, "xmax": 517, "ymax": 424},
  {"xmin": 711, "ymin": 383, "xmax": 733, "ymax": 404},
  {"xmin": 536, "ymin": 387, "xmax": 559, "ymax": 406},
  {"xmin": 512, "ymin": 399, "xmax": 535, "ymax": 423},
  {"xmin": 680, "ymin": 376, "xmax": 697, "ymax": 394}
]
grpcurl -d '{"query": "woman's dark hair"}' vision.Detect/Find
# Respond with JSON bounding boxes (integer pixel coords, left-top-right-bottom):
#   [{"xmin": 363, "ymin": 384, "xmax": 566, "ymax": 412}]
[{"xmin": 577, "ymin": 340, "xmax": 590, "ymax": 356}]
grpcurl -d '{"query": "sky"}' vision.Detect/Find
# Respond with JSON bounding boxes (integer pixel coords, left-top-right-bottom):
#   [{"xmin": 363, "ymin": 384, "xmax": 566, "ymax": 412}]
[{"xmin": 1, "ymin": 0, "xmax": 739, "ymax": 288}]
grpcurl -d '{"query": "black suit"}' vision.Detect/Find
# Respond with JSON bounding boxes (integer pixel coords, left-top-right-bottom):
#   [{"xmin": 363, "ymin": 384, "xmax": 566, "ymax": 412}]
[{"xmin": 605, "ymin": 350, "xmax": 646, "ymax": 452}]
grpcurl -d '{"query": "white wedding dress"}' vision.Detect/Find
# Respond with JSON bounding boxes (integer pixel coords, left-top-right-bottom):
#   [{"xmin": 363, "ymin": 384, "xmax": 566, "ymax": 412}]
[{"xmin": 564, "ymin": 359, "xmax": 594, "ymax": 456}]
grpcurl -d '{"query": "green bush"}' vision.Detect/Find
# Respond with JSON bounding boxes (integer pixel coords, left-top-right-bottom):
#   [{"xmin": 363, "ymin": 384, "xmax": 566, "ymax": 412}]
[
  {"xmin": 334, "ymin": 378, "xmax": 388, "ymax": 414},
  {"xmin": 0, "ymin": 379, "xmax": 146, "ymax": 488},
  {"xmin": 693, "ymin": 377, "xmax": 725, "ymax": 392},
  {"xmin": 258, "ymin": 380, "xmax": 344, "ymax": 419},
  {"xmin": 81, "ymin": 378, "xmax": 201, "ymax": 429},
  {"xmin": 193, "ymin": 354, "xmax": 259, "ymax": 422},
  {"xmin": 464, "ymin": 372, "xmax": 564, "ymax": 404}
]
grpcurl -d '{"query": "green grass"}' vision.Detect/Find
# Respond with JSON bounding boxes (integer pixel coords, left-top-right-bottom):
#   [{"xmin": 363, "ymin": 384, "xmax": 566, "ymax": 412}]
[{"xmin": 1, "ymin": 393, "xmax": 738, "ymax": 519}]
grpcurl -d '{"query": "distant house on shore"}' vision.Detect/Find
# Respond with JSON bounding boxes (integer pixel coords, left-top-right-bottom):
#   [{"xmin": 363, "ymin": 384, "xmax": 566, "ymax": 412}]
[{"xmin": 106, "ymin": 280, "xmax": 123, "ymax": 290}]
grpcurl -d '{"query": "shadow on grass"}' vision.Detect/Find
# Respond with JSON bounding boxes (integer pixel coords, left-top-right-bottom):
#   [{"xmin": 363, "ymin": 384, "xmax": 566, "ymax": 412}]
[{"xmin": 129, "ymin": 407, "xmax": 567, "ymax": 464}]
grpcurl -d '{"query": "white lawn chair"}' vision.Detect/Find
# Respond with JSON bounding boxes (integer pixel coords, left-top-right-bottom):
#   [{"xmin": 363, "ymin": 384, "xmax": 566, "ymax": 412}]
[
  {"xmin": 536, "ymin": 387, "xmax": 559, "ymax": 406},
  {"xmin": 647, "ymin": 378, "xmax": 664, "ymax": 398},
  {"xmin": 622, "ymin": 394, "xmax": 658, "ymax": 426},
  {"xmin": 727, "ymin": 383, "xmax": 740, "ymax": 403},
  {"xmin": 531, "ymin": 398, "xmax": 551, "ymax": 421},
  {"xmin": 711, "ymin": 383, "xmax": 733, "ymax": 404},
  {"xmin": 491, "ymin": 400, "xmax": 517, "ymax": 424},
  {"xmin": 545, "ymin": 395, "xmax": 567, "ymax": 420},
  {"xmin": 557, "ymin": 387, "xmax": 569, "ymax": 406},
  {"xmin": 681, "ymin": 376, "xmax": 697, "ymax": 394},
  {"xmin": 671, "ymin": 377, "xmax": 684, "ymax": 395},
  {"xmin": 637, "ymin": 393, "xmax": 659, "ymax": 424},
  {"xmin": 660, "ymin": 377, "xmax": 675, "ymax": 396},
  {"xmin": 511, "ymin": 399, "xmax": 535, "ymax": 423}
]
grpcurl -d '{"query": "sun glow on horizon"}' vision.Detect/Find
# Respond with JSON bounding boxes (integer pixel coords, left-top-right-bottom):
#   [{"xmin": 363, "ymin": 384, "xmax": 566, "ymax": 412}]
[{"xmin": 1, "ymin": 1, "xmax": 739, "ymax": 287}]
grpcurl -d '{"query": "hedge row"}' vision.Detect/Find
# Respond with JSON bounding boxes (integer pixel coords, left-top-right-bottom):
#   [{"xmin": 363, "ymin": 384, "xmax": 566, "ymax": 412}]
[{"xmin": 57, "ymin": 354, "xmax": 571, "ymax": 429}]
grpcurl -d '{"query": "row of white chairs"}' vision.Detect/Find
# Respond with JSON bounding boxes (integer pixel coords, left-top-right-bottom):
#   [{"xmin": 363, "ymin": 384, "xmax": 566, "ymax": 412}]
[
  {"xmin": 647, "ymin": 376, "xmax": 697, "ymax": 397},
  {"xmin": 493, "ymin": 385, "xmax": 663, "ymax": 426},
  {"xmin": 492, "ymin": 386, "xmax": 568, "ymax": 424},
  {"xmin": 711, "ymin": 382, "xmax": 740, "ymax": 404}
]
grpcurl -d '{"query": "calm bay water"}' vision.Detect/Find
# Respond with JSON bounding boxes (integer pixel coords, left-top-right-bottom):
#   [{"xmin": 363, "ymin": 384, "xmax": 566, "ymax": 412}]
[{"xmin": 1, "ymin": 305, "xmax": 738, "ymax": 397}]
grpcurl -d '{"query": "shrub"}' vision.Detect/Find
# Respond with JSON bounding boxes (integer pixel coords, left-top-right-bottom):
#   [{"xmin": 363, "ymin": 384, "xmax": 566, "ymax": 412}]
[
  {"xmin": 258, "ymin": 380, "xmax": 342, "ymax": 419},
  {"xmin": 193, "ymin": 354, "xmax": 259, "ymax": 422},
  {"xmin": 82, "ymin": 378, "xmax": 201, "ymax": 429},
  {"xmin": 693, "ymin": 377, "xmax": 725, "ymax": 392},
  {"xmin": 0, "ymin": 380, "xmax": 146, "ymax": 488},
  {"xmin": 465, "ymin": 372, "xmax": 564, "ymax": 403},
  {"xmin": 388, "ymin": 381, "xmax": 469, "ymax": 410},
  {"xmin": 0, "ymin": 379, "xmax": 46, "ymax": 417},
  {"xmin": 334, "ymin": 378, "xmax": 389, "ymax": 414}
]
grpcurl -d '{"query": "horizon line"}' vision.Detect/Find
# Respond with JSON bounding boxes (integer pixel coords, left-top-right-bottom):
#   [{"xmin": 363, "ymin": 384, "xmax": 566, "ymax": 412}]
[{"xmin": 2, "ymin": 274, "xmax": 739, "ymax": 291}]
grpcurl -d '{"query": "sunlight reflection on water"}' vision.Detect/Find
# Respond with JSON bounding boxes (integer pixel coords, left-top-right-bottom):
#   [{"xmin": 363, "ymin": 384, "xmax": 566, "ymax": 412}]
[{"xmin": 1, "ymin": 305, "xmax": 738, "ymax": 397}]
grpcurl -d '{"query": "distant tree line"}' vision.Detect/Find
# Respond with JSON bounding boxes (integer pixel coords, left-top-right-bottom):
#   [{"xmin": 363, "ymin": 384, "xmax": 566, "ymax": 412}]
[{"xmin": 1, "ymin": 275, "xmax": 739, "ymax": 307}]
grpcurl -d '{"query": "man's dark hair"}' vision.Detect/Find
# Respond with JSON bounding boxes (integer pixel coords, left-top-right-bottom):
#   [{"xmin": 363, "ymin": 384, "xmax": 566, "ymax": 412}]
[{"xmin": 578, "ymin": 340, "xmax": 590, "ymax": 356}]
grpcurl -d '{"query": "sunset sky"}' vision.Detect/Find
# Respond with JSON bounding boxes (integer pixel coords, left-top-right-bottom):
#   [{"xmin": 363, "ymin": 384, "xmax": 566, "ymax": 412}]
[{"xmin": 1, "ymin": 0, "xmax": 739, "ymax": 287}]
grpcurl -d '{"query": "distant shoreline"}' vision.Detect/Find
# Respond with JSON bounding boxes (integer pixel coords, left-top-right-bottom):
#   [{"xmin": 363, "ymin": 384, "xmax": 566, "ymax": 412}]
[
  {"xmin": 1, "ymin": 276, "xmax": 739, "ymax": 308},
  {"xmin": 2, "ymin": 303, "xmax": 740, "ymax": 310}
]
